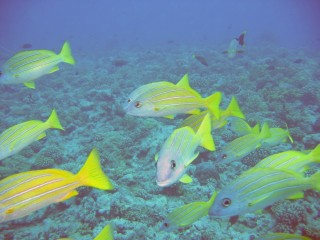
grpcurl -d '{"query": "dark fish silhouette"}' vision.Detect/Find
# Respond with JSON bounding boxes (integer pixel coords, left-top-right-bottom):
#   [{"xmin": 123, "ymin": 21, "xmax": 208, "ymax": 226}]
[
  {"xmin": 236, "ymin": 31, "xmax": 246, "ymax": 46},
  {"xmin": 21, "ymin": 43, "xmax": 33, "ymax": 49},
  {"xmin": 193, "ymin": 55, "xmax": 208, "ymax": 66}
]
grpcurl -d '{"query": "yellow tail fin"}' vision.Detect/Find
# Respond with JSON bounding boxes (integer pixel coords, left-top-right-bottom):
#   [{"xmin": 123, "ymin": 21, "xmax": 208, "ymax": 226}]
[
  {"xmin": 77, "ymin": 148, "xmax": 114, "ymax": 190},
  {"xmin": 310, "ymin": 144, "xmax": 320, "ymax": 163},
  {"xmin": 46, "ymin": 109, "xmax": 64, "ymax": 130},
  {"xmin": 94, "ymin": 224, "xmax": 114, "ymax": 240},
  {"xmin": 205, "ymin": 92, "xmax": 222, "ymax": 119},
  {"xmin": 224, "ymin": 97, "xmax": 245, "ymax": 119},
  {"xmin": 259, "ymin": 122, "xmax": 270, "ymax": 139},
  {"xmin": 197, "ymin": 113, "xmax": 215, "ymax": 151},
  {"xmin": 310, "ymin": 171, "xmax": 320, "ymax": 191},
  {"xmin": 60, "ymin": 41, "xmax": 75, "ymax": 65}
]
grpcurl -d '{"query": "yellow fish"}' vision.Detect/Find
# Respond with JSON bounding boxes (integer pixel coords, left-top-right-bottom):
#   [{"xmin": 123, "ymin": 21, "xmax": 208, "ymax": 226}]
[
  {"xmin": 155, "ymin": 114, "xmax": 214, "ymax": 187},
  {"xmin": 180, "ymin": 96, "xmax": 245, "ymax": 132},
  {"xmin": 255, "ymin": 144, "xmax": 320, "ymax": 172},
  {"xmin": 0, "ymin": 148, "xmax": 113, "ymax": 223},
  {"xmin": 0, "ymin": 109, "xmax": 64, "ymax": 161},
  {"xmin": 161, "ymin": 191, "xmax": 217, "ymax": 231},
  {"xmin": 259, "ymin": 232, "xmax": 311, "ymax": 240},
  {"xmin": 124, "ymin": 74, "xmax": 222, "ymax": 119},
  {"xmin": 220, "ymin": 123, "xmax": 270, "ymax": 163},
  {"xmin": 57, "ymin": 224, "xmax": 114, "ymax": 240},
  {"xmin": 0, "ymin": 41, "xmax": 75, "ymax": 89},
  {"xmin": 263, "ymin": 124, "xmax": 293, "ymax": 147},
  {"xmin": 228, "ymin": 118, "xmax": 260, "ymax": 136}
]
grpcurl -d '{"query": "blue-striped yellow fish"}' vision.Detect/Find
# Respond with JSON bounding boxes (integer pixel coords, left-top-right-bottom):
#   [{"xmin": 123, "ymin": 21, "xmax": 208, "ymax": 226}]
[
  {"xmin": 259, "ymin": 232, "xmax": 311, "ymax": 240},
  {"xmin": 219, "ymin": 123, "xmax": 270, "ymax": 163},
  {"xmin": 161, "ymin": 191, "xmax": 217, "ymax": 231},
  {"xmin": 57, "ymin": 223, "xmax": 114, "ymax": 240},
  {"xmin": 156, "ymin": 114, "xmax": 214, "ymax": 187},
  {"xmin": 255, "ymin": 144, "xmax": 320, "ymax": 172},
  {"xmin": 124, "ymin": 74, "xmax": 222, "ymax": 119},
  {"xmin": 180, "ymin": 96, "xmax": 245, "ymax": 132},
  {"xmin": 0, "ymin": 148, "xmax": 113, "ymax": 223},
  {"xmin": 0, "ymin": 41, "xmax": 75, "ymax": 89},
  {"xmin": 263, "ymin": 124, "xmax": 293, "ymax": 147},
  {"xmin": 209, "ymin": 168, "xmax": 320, "ymax": 218},
  {"xmin": 0, "ymin": 109, "xmax": 64, "ymax": 161}
]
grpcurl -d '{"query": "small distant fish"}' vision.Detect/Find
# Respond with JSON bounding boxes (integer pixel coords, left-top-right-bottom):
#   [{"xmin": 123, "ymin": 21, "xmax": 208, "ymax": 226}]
[
  {"xmin": 226, "ymin": 39, "xmax": 238, "ymax": 58},
  {"xmin": 262, "ymin": 124, "xmax": 293, "ymax": 147},
  {"xmin": 181, "ymin": 96, "xmax": 245, "ymax": 132},
  {"xmin": 293, "ymin": 58, "xmax": 304, "ymax": 64},
  {"xmin": 161, "ymin": 191, "xmax": 217, "ymax": 231},
  {"xmin": 21, "ymin": 43, "xmax": 33, "ymax": 49},
  {"xmin": 255, "ymin": 144, "xmax": 320, "ymax": 172},
  {"xmin": 259, "ymin": 232, "xmax": 311, "ymax": 240},
  {"xmin": 236, "ymin": 31, "xmax": 246, "ymax": 46},
  {"xmin": 219, "ymin": 123, "xmax": 270, "ymax": 163},
  {"xmin": 193, "ymin": 55, "xmax": 208, "ymax": 66},
  {"xmin": 209, "ymin": 168, "xmax": 320, "ymax": 218},
  {"xmin": 0, "ymin": 149, "xmax": 114, "ymax": 223},
  {"xmin": 156, "ymin": 114, "xmax": 214, "ymax": 187},
  {"xmin": 0, "ymin": 109, "xmax": 64, "ymax": 161},
  {"xmin": 0, "ymin": 41, "xmax": 75, "ymax": 89},
  {"xmin": 124, "ymin": 74, "xmax": 221, "ymax": 119}
]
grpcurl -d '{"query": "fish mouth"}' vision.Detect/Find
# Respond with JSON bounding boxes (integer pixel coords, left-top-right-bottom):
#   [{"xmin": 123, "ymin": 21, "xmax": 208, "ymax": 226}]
[{"xmin": 156, "ymin": 178, "xmax": 172, "ymax": 187}]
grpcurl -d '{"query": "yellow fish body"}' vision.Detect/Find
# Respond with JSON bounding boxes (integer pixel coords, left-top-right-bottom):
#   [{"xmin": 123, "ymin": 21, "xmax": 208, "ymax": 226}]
[
  {"xmin": 228, "ymin": 118, "xmax": 260, "ymax": 136},
  {"xmin": 0, "ymin": 41, "xmax": 75, "ymax": 89},
  {"xmin": 259, "ymin": 232, "xmax": 311, "ymax": 240},
  {"xmin": 209, "ymin": 168, "xmax": 320, "ymax": 218},
  {"xmin": 124, "ymin": 74, "xmax": 221, "ymax": 119},
  {"xmin": 219, "ymin": 123, "xmax": 270, "ymax": 163},
  {"xmin": 161, "ymin": 191, "xmax": 217, "ymax": 231},
  {"xmin": 156, "ymin": 114, "xmax": 214, "ymax": 187},
  {"xmin": 263, "ymin": 125, "xmax": 293, "ymax": 147},
  {"xmin": 0, "ymin": 109, "xmax": 64, "ymax": 161},
  {"xmin": 255, "ymin": 144, "xmax": 320, "ymax": 172},
  {"xmin": 0, "ymin": 149, "xmax": 113, "ymax": 223}
]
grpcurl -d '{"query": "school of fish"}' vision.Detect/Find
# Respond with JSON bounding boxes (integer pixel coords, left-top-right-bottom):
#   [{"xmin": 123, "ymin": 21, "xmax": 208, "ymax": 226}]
[{"xmin": 0, "ymin": 30, "xmax": 317, "ymax": 239}]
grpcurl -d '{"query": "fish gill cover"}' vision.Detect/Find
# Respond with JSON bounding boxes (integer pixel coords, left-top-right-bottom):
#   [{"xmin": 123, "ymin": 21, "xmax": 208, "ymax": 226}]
[{"xmin": 0, "ymin": 0, "xmax": 320, "ymax": 239}]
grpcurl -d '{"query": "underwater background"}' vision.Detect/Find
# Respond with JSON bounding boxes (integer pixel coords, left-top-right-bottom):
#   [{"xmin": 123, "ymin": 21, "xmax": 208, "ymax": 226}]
[{"xmin": 0, "ymin": 0, "xmax": 320, "ymax": 239}]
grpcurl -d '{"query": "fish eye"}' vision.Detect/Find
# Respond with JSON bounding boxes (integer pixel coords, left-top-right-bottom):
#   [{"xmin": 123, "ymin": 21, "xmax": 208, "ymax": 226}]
[
  {"xmin": 221, "ymin": 154, "xmax": 227, "ymax": 159},
  {"xmin": 170, "ymin": 160, "xmax": 176, "ymax": 169},
  {"xmin": 221, "ymin": 198, "xmax": 232, "ymax": 207},
  {"xmin": 134, "ymin": 101, "xmax": 142, "ymax": 108},
  {"xmin": 163, "ymin": 222, "xmax": 169, "ymax": 228},
  {"xmin": 127, "ymin": 98, "xmax": 131, "ymax": 103}
]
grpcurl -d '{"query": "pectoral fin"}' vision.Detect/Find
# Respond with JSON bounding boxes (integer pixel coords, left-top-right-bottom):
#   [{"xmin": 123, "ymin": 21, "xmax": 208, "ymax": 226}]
[
  {"xmin": 56, "ymin": 190, "xmax": 79, "ymax": 202},
  {"xmin": 49, "ymin": 65, "xmax": 59, "ymax": 73},
  {"xmin": 37, "ymin": 132, "xmax": 46, "ymax": 140},
  {"xmin": 179, "ymin": 174, "xmax": 193, "ymax": 183},
  {"xmin": 24, "ymin": 81, "xmax": 35, "ymax": 89}
]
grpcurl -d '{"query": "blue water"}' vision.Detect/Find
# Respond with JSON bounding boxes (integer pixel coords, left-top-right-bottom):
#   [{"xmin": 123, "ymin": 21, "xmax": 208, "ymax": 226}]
[{"xmin": 0, "ymin": 1, "xmax": 320, "ymax": 239}]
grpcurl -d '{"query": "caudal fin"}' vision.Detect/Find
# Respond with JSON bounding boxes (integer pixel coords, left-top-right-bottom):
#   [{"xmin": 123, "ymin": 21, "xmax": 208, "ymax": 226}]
[
  {"xmin": 94, "ymin": 224, "xmax": 114, "ymax": 240},
  {"xmin": 60, "ymin": 41, "xmax": 75, "ymax": 65},
  {"xmin": 224, "ymin": 97, "xmax": 245, "ymax": 119},
  {"xmin": 77, "ymin": 148, "xmax": 114, "ymax": 190},
  {"xmin": 310, "ymin": 171, "xmax": 320, "ymax": 191},
  {"xmin": 197, "ymin": 113, "xmax": 215, "ymax": 151},
  {"xmin": 205, "ymin": 92, "xmax": 222, "ymax": 119},
  {"xmin": 310, "ymin": 144, "xmax": 320, "ymax": 163},
  {"xmin": 259, "ymin": 122, "xmax": 270, "ymax": 140},
  {"xmin": 46, "ymin": 109, "xmax": 64, "ymax": 130}
]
